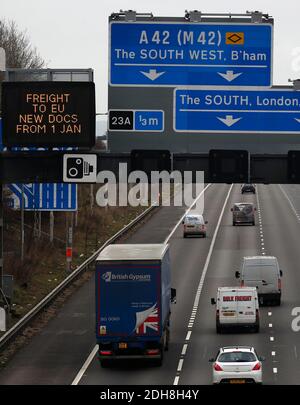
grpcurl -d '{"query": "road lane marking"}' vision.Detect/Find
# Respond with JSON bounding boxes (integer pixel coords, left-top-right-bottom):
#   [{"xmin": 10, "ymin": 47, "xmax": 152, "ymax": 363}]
[
  {"xmin": 71, "ymin": 345, "xmax": 98, "ymax": 385},
  {"xmin": 177, "ymin": 359, "xmax": 184, "ymax": 372},
  {"xmin": 279, "ymin": 185, "xmax": 300, "ymax": 219},
  {"xmin": 272, "ymin": 351, "xmax": 276, "ymax": 356},
  {"xmin": 270, "ymin": 337, "xmax": 274, "ymax": 341},
  {"xmin": 186, "ymin": 331, "xmax": 192, "ymax": 341},
  {"xmin": 173, "ymin": 184, "xmax": 234, "ymax": 385},
  {"xmin": 181, "ymin": 344, "xmax": 188, "ymax": 356},
  {"xmin": 174, "ymin": 376, "xmax": 180, "ymax": 385},
  {"xmin": 268, "ymin": 312, "xmax": 272, "ymax": 316},
  {"xmin": 273, "ymin": 368, "xmax": 278, "ymax": 374},
  {"xmin": 269, "ymin": 323, "xmax": 273, "ymax": 328}
]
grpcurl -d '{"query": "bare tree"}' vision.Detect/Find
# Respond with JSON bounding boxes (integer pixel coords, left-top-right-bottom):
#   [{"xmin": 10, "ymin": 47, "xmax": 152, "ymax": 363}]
[{"xmin": 0, "ymin": 19, "xmax": 44, "ymax": 69}]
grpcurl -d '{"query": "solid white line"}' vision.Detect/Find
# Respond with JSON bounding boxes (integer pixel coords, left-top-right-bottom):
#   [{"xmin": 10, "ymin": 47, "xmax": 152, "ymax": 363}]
[
  {"xmin": 116, "ymin": 63, "xmax": 267, "ymax": 68},
  {"xmin": 71, "ymin": 345, "xmax": 98, "ymax": 385},
  {"xmin": 179, "ymin": 108, "xmax": 294, "ymax": 114},
  {"xmin": 190, "ymin": 185, "xmax": 233, "ymax": 311},
  {"xmin": 278, "ymin": 185, "xmax": 299, "ymax": 219},
  {"xmin": 165, "ymin": 183, "xmax": 211, "ymax": 244},
  {"xmin": 174, "ymin": 184, "xmax": 233, "ymax": 385}
]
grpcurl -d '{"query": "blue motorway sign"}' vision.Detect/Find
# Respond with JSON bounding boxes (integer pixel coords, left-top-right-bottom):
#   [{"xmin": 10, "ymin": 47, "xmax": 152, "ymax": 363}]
[
  {"xmin": 174, "ymin": 88, "xmax": 300, "ymax": 133},
  {"xmin": 7, "ymin": 183, "xmax": 77, "ymax": 211},
  {"xmin": 110, "ymin": 22, "xmax": 272, "ymax": 86},
  {"xmin": 134, "ymin": 110, "xmax": 164, "ymax": 131}
]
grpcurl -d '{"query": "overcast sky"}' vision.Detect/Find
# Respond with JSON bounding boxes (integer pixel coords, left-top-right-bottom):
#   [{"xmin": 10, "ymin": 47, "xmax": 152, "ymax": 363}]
[{"xmin": 2, "ymin": 0, "xmax": 300, "ymax": 114}]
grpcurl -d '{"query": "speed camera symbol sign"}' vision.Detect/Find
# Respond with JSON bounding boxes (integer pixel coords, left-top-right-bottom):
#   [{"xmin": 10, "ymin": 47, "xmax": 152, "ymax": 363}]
[{"xmin": 63, "ymin": 154, "xmax": 97, "ymax": 183}]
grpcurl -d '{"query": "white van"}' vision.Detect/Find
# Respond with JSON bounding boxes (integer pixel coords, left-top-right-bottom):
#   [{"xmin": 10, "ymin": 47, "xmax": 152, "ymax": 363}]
[
  {"xmin": 235, "ymin": 256, "xmax": 282, "ymax": 306},
  {"xmin": 211, "ymin": 287, "xmax": 260, "ymax": 333}
]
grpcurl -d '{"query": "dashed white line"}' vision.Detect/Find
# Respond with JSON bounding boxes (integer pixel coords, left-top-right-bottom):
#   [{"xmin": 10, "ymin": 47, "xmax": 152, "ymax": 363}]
[
  {"xmin": 269, "ymin": 323, "xmax": 273, "ymax": 328},
  {"xmin": 272, "ymin": 351, "xmax": 276, "ymax": 356},
  {"xmin": 173, "ymin": 376, "xmax": 180, "ymax": 385},
  {"xmin": 270, "ymin": 336, "xmax": 275, "ymax": 342},
  {"xmin": 177, "ymin": 359, "xmax": 184, "ymax": 372},
  {"xmin": 273, "ymin": 368, "xmax": 278, "ymax": 374},
  {"xmin": 181, "ymin": 344, "xmax": 188, "ymax": 356},
  {"xmin": 186, "ymin": 331, "xmax": 192, "ymax": 341},
  {"xmin": 268, "ymin": 312, "xmax": 272, "ymax": 316}
]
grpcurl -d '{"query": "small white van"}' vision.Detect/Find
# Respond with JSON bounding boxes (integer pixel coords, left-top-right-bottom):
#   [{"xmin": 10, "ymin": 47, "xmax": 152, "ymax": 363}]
[
  {"xmin": 211, "ymin": 287, "xmax": 260, "ymax": 333},
  {"xmin": 235, "ymin": 256, "xmax": 282, "ymax": 306}
]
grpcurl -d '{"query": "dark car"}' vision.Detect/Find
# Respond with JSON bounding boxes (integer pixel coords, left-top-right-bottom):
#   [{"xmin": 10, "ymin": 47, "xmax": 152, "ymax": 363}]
[
  {"xmin": 241, "ymin": 184, "xmax": 255, "ymax": 194},
  {"xmin": 231, "ymin": 203, "xmax": 256, "ymax": 226}
]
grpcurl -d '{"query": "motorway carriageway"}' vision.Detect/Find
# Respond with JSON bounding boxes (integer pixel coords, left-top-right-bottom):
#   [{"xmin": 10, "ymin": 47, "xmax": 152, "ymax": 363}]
[{"xmin": 1, "ymin": 184, "xmax": 300, "ymax": 385}]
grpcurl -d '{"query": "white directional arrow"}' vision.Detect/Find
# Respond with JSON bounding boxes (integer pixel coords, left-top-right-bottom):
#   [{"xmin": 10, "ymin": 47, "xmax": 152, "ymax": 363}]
[
  {"xmin": 218, "ymin": 70, "xmax": 242, "ymax": 82},
  {"xmin": 140, "ymin": 69, "xmax": 165, "ymax": 81},
  {"xmin": 217, "ymin": 115, "xmax": 242, "ymax": 127},
  {"xmin": 295, "ymin": 118, "xmax": 300, "ymax": 123}
]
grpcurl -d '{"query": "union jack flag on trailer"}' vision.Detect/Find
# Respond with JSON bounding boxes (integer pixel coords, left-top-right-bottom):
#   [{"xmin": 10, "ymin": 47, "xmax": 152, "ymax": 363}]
[{"xmin": 136, "ymin": 305, "xmax": 159, "ymax": 335}]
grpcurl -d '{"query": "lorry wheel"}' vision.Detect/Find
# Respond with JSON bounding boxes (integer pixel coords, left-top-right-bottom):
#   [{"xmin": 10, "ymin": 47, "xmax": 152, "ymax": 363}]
[
  {"xmin": 183, "ymin": 234, "xmax": 187, "ymax": 238},
  {"xmin": 232, "ymin": 222, "xmax": 236, "ymax": 226},
  {"xmin": 216, "ymin": 325, "xmax": 222, "ymax": 334}
]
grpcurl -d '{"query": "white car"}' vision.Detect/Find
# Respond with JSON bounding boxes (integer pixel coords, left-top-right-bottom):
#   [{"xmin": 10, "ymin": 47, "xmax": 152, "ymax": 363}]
[{"xmin": 210, "ymin": 346, "xmax": 264, "ymax": 384}]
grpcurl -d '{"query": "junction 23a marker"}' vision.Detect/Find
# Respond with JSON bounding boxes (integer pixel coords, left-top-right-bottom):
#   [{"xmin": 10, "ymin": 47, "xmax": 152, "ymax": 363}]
[
  {"xmin": 109, "ymin": 110, "xmax": 164, "ymax": 132},
  {"xmin": 174, "ymin": 88, "xmax": 300, "ymax": 133}
]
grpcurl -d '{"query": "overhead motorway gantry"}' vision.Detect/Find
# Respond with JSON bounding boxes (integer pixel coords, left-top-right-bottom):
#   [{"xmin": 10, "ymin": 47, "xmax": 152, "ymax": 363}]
[{"xmin": 107, "ymin": 10, "xmax": 275, "ymax": 154}]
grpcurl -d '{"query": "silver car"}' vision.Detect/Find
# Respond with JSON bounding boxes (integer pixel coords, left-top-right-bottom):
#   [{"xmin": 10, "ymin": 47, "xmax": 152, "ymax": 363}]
[
  {"xmin": 210, "ymin": 346, "xmax": 264, "ymax": 384},
  {"xmin": 182, "ymin": 214, "xmax": 208, "ymax": 238}
]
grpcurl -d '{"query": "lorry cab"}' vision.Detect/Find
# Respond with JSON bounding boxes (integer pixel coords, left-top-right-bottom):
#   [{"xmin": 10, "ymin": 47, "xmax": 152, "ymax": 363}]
[
  {"xmin": 211, "ymin": 287, "xmax": 259, "ymax": 333},
  {"xmin": 236, "ymin": 256, "xmax": 282, "ymax": 305}
]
